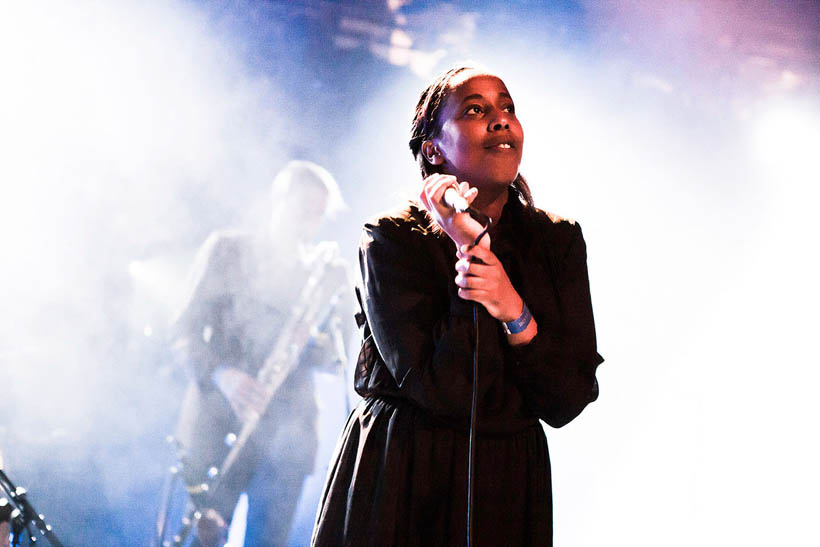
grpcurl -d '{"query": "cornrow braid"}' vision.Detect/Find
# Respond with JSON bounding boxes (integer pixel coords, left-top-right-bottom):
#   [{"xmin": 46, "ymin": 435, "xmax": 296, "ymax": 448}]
[{"xmin": 409, "ymin": 66, "xmax": 473, "ymax": 178}]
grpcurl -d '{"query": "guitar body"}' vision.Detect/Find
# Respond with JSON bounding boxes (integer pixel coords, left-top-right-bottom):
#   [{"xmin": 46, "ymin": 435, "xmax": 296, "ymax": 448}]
[
  {"xmin": 174, "ymin": 382, "xmax": 250, "ymax": 503},
  {"xmin": 174, "ymin": 366, "xmax": 319, "ymax": 511}
]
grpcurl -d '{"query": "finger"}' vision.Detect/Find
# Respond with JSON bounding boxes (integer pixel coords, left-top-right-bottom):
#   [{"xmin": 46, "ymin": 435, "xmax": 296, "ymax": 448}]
[
  {"xmin": 422, "ymin": 176, "xmax": 458, "ymax": 213},
  {"xmin": 238, "ymin": 378, "xmax": 261, "ymax": 398},
  {"xmin": 457, "ymin": 287, "xmax": 489, "ymax": 302},
  {"xmin": 450, "ymin": 182, "xmax": 474, "ymax": 210},
  {"xmin": 234, "ymin": 402, "xmax": 252, "ymax": 423},
  {"xmin": 455, "ymin": 273, "xmax": 469, "ymax": 288},
  {"xmin": 460, "ymin": 243, "xmax": 498, "ymax": 265},
  {"xmin": 419, "ymin": 174, "xmax": 444, "ymax": 206},
  {"xmin": 236, "ymin": 387, "xmax": 266, "ymax": 416},
  {"xmin": 454, "ymin": 180, "xmax": 479, "ymax": 207},
  {"xmin": 456, "ymin": 249, "xmax": 484, "ymax": 265},
  {"xmin": 249, "ymin": 388, "xmax": 269, "ymax": 411},
  {"xmin": 457, "ymin": 247, "xmax": 483, "ymax": 265},
  {"xmin": 460, "ymin": 261, "xmax": 491, "ymax": 277},
  {"xmin": 418, "ymin": 188, "xmax": 430, "ymax": 209},
  {"xmin": 422, "ymin": 173, "xmax": 449, "ymax": 188},
  {"xmin": 420, "ymin": 173, "xmax": 444, "ymax": 196},
  {"xmin": 240, "ymin": 405, "xmax": 262, "ymax": 423},
  {"xmin": 455, "ymin": 259, "xmax": 494, "ymax": 278},
  {"xmin": 455, "ymin": 273, "xmax": 488, "ymax": 290},
  {"xmin": 251, "ymin": 402, "xmax": 267, "ymax": 418},
  {"xmin": 433, "ymin": 175, "xmax": 458, "ymax": 207},
  {"xmin": 455, "ymin": 257, "xmax": 472, "ymax": 273},
  {"xmin": 247, "ymin": 393, "xmax": 267, "ymax": 414},
  {"xmin": 463, "ymin": 185, "xmax": 479, "ymax": 205},
  {"xmin": 426, "ymin": 174, "xmax": 456, "ymax": 201},
  {"xmin": 456, "ymin": 246, "xmax": 476, "ymax": 261}
]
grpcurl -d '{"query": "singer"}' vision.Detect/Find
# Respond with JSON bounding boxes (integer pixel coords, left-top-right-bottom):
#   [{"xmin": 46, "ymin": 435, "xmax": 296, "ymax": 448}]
[{"xmin": 312, "ymin": 66, "xmax": 604, "ymax": 547}]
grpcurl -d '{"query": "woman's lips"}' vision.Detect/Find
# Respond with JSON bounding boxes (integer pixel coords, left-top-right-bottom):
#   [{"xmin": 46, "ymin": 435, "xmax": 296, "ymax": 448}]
[
  {"xmin": 483, "ymin": 136, "xmax": 517, "ymax": 149},
  {"xmin": 485, "ymin": 142, "xmax": 515, "ymax": 150}
]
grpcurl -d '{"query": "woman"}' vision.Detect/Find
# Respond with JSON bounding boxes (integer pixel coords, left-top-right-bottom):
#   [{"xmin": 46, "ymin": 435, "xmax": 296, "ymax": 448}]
[{"xmin": 312, "ymin": 66, "xmax": 604, "ymax": 547}]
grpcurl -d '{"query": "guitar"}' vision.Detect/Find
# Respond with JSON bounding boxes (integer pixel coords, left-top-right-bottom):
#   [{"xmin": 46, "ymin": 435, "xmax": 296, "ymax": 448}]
[{"xmin": 162, "ymin": 243, "xmax": 347, "ymax": 547}]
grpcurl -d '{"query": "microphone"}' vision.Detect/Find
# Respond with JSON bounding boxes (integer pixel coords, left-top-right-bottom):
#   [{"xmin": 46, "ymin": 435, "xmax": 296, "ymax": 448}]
[{"xmin": 444, "ymin": 187, "xmax": 470, "ymax": 213}]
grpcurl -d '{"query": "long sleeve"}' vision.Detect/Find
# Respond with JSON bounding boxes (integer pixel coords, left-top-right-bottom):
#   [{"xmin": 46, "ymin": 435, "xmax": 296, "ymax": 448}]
[
  {"xmin": 355, "ymin": 200, "xmax": 603, "ymax": 432},
  {"xmin": 506, "ymin": 221, "xmax": 604, "ymax": 428},
  {"xmin": 169, "ymin": 231, "xmax": 240, "ymax": 390},
  {"xmin": 358, "ymin": 210, "xmax": 496, "ymax": 421}
]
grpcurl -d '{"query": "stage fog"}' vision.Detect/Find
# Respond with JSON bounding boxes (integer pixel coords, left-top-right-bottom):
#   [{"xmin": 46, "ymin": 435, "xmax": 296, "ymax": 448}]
[{"xmin": 1, "ymin": 1, "xmax": 818, "ymax": 545}]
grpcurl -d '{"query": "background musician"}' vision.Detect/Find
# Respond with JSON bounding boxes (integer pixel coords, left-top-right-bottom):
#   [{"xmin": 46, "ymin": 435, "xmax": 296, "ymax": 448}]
[{"xmin": 170, "ymin": 160, "xmax": 354, "ymax": 546}]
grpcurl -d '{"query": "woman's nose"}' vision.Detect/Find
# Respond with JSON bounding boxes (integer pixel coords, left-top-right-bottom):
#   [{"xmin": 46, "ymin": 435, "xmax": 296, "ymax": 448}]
[{"xmin": 489, "ymin": 114, "xmax": 510, "ymax": 131}]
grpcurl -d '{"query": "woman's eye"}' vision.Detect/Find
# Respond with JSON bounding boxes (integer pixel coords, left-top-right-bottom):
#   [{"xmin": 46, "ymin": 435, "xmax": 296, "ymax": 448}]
[
  {"xmin": 465, "ymin": 105, "xmax": 483, "ymax": 115},
  {"xmin": 504, "ymin": 104, "xmax": 515, "ymax": 113}
]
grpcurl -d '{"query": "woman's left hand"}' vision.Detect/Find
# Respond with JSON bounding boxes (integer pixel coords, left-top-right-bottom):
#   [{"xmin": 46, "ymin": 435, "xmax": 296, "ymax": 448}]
[{"xmin": 455, "ymin": 243, "xmax": 523, "ymax": 322}]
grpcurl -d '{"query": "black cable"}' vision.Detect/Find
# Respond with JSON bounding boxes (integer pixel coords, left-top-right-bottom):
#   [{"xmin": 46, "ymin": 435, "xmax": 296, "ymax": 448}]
[
  {"xmin": 465, "ymin": 214, "xmax": 492, "ymax": 547},
  {"xmin": 467, "ymin": 302, "xmax": 478, "ymax": 547}
]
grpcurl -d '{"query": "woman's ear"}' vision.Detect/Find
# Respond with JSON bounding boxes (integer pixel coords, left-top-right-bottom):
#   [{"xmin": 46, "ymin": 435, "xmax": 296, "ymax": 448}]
[{"xmin": 421, "ymin": 140, "xmax": 444, "ymax": 165}]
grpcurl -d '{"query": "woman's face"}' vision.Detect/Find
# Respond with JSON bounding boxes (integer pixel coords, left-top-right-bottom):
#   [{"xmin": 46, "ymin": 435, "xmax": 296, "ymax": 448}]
[{"xmin": 432, "ymin": 72, "xmax": 524, "ymax": 190}]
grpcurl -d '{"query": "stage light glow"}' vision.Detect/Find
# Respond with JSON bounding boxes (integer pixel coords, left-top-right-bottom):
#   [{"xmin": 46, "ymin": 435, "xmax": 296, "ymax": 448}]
[
  {"xmin": 754, "ymin": 102, "xmax": 820, "ymax": 178},
  {"xmin": 0, "ymin": 3, "xmax": 293, "ymax": 543},
  {"xmin": 0, "ymin": 1, "xmax": 817, "ymax": 545}
]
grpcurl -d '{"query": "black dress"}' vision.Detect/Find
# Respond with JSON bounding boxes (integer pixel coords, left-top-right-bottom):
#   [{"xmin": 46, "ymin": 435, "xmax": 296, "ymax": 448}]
[{"xmin": 312, "ymin": 188, "xmax": 603, "ymax": 547}]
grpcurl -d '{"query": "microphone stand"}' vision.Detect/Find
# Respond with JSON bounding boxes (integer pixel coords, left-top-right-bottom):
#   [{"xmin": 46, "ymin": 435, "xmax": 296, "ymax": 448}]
[{"xmin": 0, "ymin": 468, "xmax": 63, "ymax": 546}]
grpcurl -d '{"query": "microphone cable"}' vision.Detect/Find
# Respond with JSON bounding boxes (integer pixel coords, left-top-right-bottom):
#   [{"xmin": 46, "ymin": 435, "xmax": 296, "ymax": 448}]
[
  {"xmin": 465, "ymin": 214, "xmax": 492, "ymax": 547},
  {"xmin": 467, "ymin": 301, "xmax": 478, "ymax": 547}
]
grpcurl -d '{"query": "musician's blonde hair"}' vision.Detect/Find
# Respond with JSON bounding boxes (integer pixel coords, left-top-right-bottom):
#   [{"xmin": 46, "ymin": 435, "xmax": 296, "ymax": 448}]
[{"xmin": 271, "ymin": 160, "xmax": 346, "ymax": 219}]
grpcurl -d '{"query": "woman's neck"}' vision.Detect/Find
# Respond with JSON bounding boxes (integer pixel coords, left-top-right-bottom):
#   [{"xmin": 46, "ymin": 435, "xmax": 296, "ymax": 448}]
[{"xmin": 472, "ymin": 184, "xmax": 509, "ymax": 222}]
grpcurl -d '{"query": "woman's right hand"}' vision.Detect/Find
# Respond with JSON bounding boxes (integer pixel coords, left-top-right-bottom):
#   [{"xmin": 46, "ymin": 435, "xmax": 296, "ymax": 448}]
[
  {"xmin": 418, "ymin": 174, "xmax": 487, "ymax": 249},
  {"xmin": 213, "ymin": 367, "xmax": 268, "ymax": 423}
]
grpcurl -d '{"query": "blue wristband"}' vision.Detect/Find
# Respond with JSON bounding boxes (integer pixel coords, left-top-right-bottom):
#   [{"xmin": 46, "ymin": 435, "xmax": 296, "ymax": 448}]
[{"xmin": 502, "ymin": 302, "xmax": 532, "ymax": 335}]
